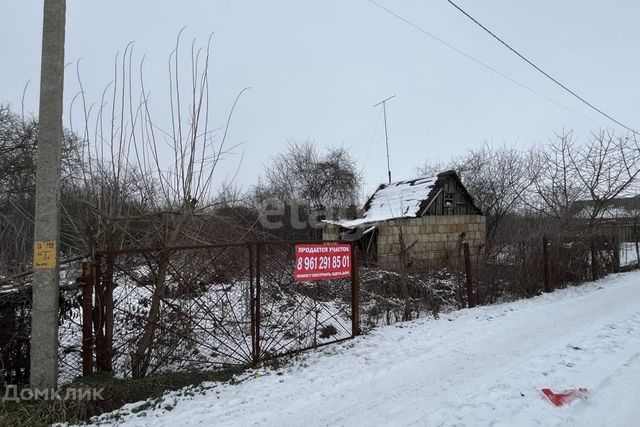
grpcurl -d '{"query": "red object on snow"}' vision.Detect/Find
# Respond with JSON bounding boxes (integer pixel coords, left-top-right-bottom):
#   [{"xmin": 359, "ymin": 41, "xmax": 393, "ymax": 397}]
[{"xmin": 540, "ymin": 388, "xmax": 589, "ymax": 407}]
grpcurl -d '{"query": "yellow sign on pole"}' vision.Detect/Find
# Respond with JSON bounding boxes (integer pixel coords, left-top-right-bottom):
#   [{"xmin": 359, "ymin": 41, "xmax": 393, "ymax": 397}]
[{"xmin": 33, "ymin": 241, "xmax": 57, "ymax": 269}]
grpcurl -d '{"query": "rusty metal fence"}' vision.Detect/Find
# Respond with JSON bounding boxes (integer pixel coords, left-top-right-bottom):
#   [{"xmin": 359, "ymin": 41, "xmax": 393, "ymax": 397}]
[
  {"xmin": 0, "ymin": 232, "xmax": 631, "ymax": 386},
  {"xmin": 81, "ymin": 241, "xmax": 360, "ymax": 378}
]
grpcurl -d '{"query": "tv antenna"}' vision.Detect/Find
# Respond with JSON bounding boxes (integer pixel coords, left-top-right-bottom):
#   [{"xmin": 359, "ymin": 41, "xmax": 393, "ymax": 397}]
[{"xmin": 374, "ymin": 95, "xmax": 396, "ymax": 184}]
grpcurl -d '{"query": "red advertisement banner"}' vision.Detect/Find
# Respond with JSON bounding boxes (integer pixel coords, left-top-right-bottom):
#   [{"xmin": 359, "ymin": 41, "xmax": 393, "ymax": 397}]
[{"xmin": 294, "ymin": 243, "xmax": 352, "ymax": 281}]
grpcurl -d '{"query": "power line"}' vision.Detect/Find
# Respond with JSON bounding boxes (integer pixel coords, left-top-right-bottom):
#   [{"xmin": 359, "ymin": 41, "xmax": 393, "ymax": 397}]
[
  {"xmin": 365, "ymin": 0, "xmax": 600, "ymax": 126},
  {"xmin": 446, "ymin": 0, "xmax": 639, "ymax": 135}
]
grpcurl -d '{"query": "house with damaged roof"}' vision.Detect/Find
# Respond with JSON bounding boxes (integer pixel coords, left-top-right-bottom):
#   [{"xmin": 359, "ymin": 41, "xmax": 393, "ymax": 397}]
[{"xmin": 323, "ymin": 170, "xmax": 486, "ymax": 268}]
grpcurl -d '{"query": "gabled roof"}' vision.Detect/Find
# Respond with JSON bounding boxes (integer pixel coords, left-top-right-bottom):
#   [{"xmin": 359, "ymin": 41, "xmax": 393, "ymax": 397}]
[{"xmin": 325, "ymin": 170, "xmax": 480, "ymax": 229}]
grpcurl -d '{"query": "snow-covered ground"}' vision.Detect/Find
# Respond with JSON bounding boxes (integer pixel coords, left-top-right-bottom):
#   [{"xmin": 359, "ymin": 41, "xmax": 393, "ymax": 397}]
[{"xmin": 85, "ymin": 271, "xmax": 640, "ymax": 427}]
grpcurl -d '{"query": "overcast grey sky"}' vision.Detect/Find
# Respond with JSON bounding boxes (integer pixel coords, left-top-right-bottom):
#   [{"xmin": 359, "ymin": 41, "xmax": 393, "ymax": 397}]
[{"xmin": 1, "ymin": 1, "xmax": 638, "ymax": 197}]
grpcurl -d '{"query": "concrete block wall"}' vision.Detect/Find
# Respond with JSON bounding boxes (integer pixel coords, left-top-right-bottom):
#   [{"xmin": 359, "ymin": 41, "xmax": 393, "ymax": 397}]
[
  {"xmin": 377, "ymin": 215, "xmax": 485, "ymax": 268},
  {"xmin": 323, "ymin": 215, "xmax": 486, "ymax": 270},
  {"xmin": 323, "ymin": 224, "xmax": 340, "ymax": 241}
]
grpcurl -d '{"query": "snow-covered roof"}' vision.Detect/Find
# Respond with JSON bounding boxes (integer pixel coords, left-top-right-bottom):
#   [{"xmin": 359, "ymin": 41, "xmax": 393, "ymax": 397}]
[
  {"xmin": 574, "ymin": 196, "xmax": 640, "ymax": 220},
  {"xmin": 576, "ymin": 205, "xmax": 640, "ymax": 220},
  {"xmin": 324, "ymin": 174, "xmax": 440, "ymax": 229}
]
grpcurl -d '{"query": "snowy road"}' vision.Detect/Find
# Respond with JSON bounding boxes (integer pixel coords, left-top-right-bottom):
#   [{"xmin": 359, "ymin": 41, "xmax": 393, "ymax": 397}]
[{"xmin": 93, "ymin": 272, "xmax": 640, "ymax": 426}]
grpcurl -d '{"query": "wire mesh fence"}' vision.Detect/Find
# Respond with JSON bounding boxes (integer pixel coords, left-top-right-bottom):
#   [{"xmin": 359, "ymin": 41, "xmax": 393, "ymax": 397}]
[
  {"xmin": 258, "ymin": 243, "xmax": 354, "ymax": 360},
  {"xmin": 89, "ymin": 241, "xmax": 358, "ymax": 379},
  {"xmin": 0, "ymin": 259, "xmax": 84, "ymax": 389},
  {"xmin": 475, "ymin": 232, "xmax": 622, "ymax": 303},
  {"xmin": 358, "ymin": 244, "xmax": 474, "ymax": 327},
  {"xmin": 356, "ymin": 230, "xmax": 628, "ymax": 324},
  {"xmin": 0, "ymin": 230, "xmax": 632, "ymax": 387},
  {"xmin": 0, "ymin": 288, "xmax": 30, "ymax": 387},
  {"xmin": 96, "ymin": 244, "xmax": 256, "ymax": 377}
]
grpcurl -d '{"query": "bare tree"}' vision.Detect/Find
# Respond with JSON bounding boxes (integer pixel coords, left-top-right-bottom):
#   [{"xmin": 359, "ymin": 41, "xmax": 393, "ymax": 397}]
[
  {"xmin": 397, "ymin": 227, "xmax": 418, "ymax": 320},
  {"xmin": 566, "ymin": 130, "xmax": 640, "ymax": 279},
  {"xmin": 418, "ymin": 143, "xmax": 531, "ymax": 250},
  {"xmin": 415, "ymin": 159, "xmax": 450, "ymax": 178},
  {"xmin": 67, "ymin": 33, "xmax": 248, "ymax": 377},
  {"xmin": 569, "ymin": 130, "xmax": 640, "ymax": 225},
  {"xmin": 256, "ymin": 140, "xmax": 360, "ymax": 238},
  {"xmin": 461, "ymin": 144, "xmax": 531, "ymax": 247},
  {"xmin": 0, "ymin": 104, "xmax": 80, "ymax": 274},
  {"xmin": 525, "ymin": 130, "xmax": 584, "ymax": 228}
]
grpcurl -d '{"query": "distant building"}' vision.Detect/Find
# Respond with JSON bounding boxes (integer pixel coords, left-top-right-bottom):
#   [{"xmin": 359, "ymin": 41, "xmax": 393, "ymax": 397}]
[
  {"xmin": 574, "ymin": 196, "xmax": 640, "ymax": 242},
  {"xmin": 323, "ymin": 170, "xmax": 485, "ymax": 269}
]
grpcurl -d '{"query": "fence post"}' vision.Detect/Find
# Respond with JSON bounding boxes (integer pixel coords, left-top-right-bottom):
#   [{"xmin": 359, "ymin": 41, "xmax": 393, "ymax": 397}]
[
  {"xmin": 93, "ymin": 252, "xmax": 107, "ymax": 372},
  {"xmin": 93, "ymin": 252, "xmax": 114, "ymax": 372},
  {"xmin": 350, "ymin": 244, "xmax": 361, "ymax": 337},
  {"xmin": 542, "ymin": 236, "xmax": 551, "ymax": 293},
  {"xmin": 255, "ymin": 243, "xmax": 261, "ymax": 363},
  {"xmin": 590, "ymin": 238, "xmax": 598, "ymax": 281},
  {"xmin": 248, "ymin": 244, "xmax": 258, "ymax": 364},
  {"xmin": 463, "ymin": 242, "xmax": 476, "ymax": 308},
  {"xmin": 612, "ymin": 232, "xmax": 620, "ymax": 273},
  {"xmin": 81, "ymin": 261, "xmax": 93, "ymax": 377},
  {"xmin": 635, "ymin": 233, "xmax": 640, "ymax": 270},
  {"xmin": 104, "ymin": 253, "xmax": 114, "ymax": 372}
]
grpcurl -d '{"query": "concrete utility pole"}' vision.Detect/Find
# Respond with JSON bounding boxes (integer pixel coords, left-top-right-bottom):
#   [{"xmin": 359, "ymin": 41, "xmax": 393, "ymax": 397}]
[
  {"xmin": 31, "ymin": 0, "xmax": 66, "ymax": 390},
  {"xmin": 374, "ymin": 95, "xmax": 396, "ymax": 184}
]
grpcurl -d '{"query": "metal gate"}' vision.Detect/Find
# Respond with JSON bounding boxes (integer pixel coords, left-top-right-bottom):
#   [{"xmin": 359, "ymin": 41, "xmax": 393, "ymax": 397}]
[{"xmin": 80, "ymin": 241, "xmax": 360, "ymax": 377}]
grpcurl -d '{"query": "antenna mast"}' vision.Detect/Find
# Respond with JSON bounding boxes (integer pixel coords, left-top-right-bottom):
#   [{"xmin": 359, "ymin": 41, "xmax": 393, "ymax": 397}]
[{"xmin": 374, "ymin": 95, "xmax": 396, "ymax": 183}]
